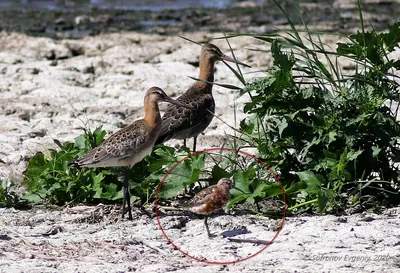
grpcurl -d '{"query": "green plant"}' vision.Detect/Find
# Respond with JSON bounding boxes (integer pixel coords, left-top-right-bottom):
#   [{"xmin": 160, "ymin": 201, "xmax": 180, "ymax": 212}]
[
  {"xmin": 22, "ymin": 126, "xmax": 212, "ymax": 206},
  {"xmin": 23, "ymin": 127, "xmax": 115, "ymax": 204},
  {"xmin": 0, "ymin": 179, "xmax": 27, "ymax": 208},
  {"xmin": 224, "ymin": 0, "xmax": 400, "ymax": 213}
]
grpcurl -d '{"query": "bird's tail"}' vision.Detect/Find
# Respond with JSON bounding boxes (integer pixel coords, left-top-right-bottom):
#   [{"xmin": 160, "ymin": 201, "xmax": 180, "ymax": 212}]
[{"xmin": 68, "ymin": 159, "xmax": 82, "ymax": 169}]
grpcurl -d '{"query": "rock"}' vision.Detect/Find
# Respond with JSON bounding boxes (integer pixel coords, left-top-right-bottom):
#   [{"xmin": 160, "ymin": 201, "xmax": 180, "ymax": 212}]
[
  {"xmin": 75, "ymin": 15, "xmax": 92, "ymax": 26},
  {"xmin": 63, "ymin": 42, "xmax": 85, "ymax": 57},
  {"xmin": 82, "ymin": 65, "xmax": 95, "ymax": 74},
  {"xmin": 54, "ymin": 17, "xmax": 74, "ymax": 31},
  {"xmin": 19, "ymin": 112, "xmax": 30, "ymax": 122},
  {"xmin": 38, "ymin": 44, "xmax": 72, "ymax": 60},
  {"xmin": 28, "ymin": 130, "xmax": 47, "ymax": 138}
]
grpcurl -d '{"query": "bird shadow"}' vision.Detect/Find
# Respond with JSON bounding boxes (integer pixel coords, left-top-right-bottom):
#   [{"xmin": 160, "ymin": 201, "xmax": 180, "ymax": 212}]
[{"xmin": 220, "ymin": 228, "xmax": 250, "ymax": 238}]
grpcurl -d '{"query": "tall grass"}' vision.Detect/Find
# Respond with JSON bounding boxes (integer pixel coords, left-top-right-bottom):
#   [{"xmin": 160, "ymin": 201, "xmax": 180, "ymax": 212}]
[{"xmin": 218, "ymin": 0, "xmax": 400, "ymax": 213}]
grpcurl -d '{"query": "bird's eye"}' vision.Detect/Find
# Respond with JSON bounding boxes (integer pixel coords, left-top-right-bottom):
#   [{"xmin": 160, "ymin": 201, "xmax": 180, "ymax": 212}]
[{"xmin": 211, "ymin": 48, "xmax": 221, "ymax": 55}]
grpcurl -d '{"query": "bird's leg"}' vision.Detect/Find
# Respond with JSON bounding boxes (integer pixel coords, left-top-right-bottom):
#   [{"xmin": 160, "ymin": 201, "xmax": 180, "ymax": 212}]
[
  {"xmin": 192, "ymin": 136, "xmax": 197, "ymax": 152},
  {"xmin": 204, "ymin": 215, "xmax": 214, "ymax": 238},
  {"xmin": 181, "ymin": 138, "xmax": 189, "ymax": 194},
  {"xmin": 122, "ymin": 167, "xmax": 133, "ymax": 220}
]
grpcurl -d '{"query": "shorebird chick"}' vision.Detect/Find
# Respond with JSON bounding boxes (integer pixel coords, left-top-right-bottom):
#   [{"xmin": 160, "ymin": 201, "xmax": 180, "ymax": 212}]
[
  {"xmin": 71, "ymin": 87, "xmax": 190, "ymax": 220},
  {"xmin": 156, "ymin": 43, "xmax": 250, "ymax": 151},
  {"xmin": 183, "ymin": 178, "xmax": 235, "ymax": 237}
]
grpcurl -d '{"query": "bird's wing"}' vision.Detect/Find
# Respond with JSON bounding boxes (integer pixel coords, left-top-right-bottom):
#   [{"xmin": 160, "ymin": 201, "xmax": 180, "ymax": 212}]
[
  {"xmin": 157, "ymin": 91, "xmax": 215, "ymax": 143},
  {"xmin": 74, "ymin": 120, "xmax": 151, "ymax": 167},
  {"xmin": 183, "ymin": 185, "xmax": 216, "ymax": 208}
]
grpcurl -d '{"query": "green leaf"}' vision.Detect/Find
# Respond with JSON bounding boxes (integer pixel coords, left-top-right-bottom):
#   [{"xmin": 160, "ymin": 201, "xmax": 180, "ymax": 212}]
[
  {"xmin": 23, "ymin": 193, "xmax": 42, "ymax": 204},
  {"xmin": 285, "ymin": 181, "xmax": 307, "ymax": 194},
  {"xmin": 158, "ymin": 181, "xmax": 184, "ymax": 199},
  {"xmin": 74, "ymin": 135, "xmax": 87, "ymax": 150},
  {"xmin": 158, "ymin": 160, "xmax": 198, "ymax": 199},
  {"xmin": 296, "ymin": 171, "xmax": 322, "ymax": 191},
  {"xmin": 317, "ymin": 190, "xmax": 329, "ymax": 212},
  {"xmin": 252, "ymin": 181, "xmax": 269, "ymax": 197},
  {"xmin": 328, "ymin": 131, "xmax": 337, "ymax": 143},
  {"xmin": 93, "ymin": 127, "xmax": 107, "ymax": 146},
  {"xmin": 262, "ymin": 183, "xmax": 284, "ymax": 198},
  {"xmin": 22, "ymin": 152, "xmax": 46, "ymax": 187},
  {"xmin": 233, "ymin": 169, "xmax": 255, "ymax": 193},
  {"xmin": 246, "ymin": 196, "xmax": 255, "ymax": 204},
  {"xmin": 100, "ymin": 183, "xmax": 122, "ymax": 200},
  {"xmin": 92, "ymin": 172, "xmax": 105, "ymax": 198},
  {"xmin": 227, "ymin": 194, "xmax": 251, "ymax": 208},
  {"xmin": 347, "ymin": 150, "xmax": 363, "ymax": 161},
  {"xmin": 191, "ymin": 154, "xmax": 205, "ymax": 171},
  {"xmin": 371, "ymin": 146, "xmax": 381, "ymax": 157},
  {"xmin": 211, "ymin": 165, "xmax": 231, "ymax": 182},
  {"xmin": 277, "ymin": 118, "xmax": 288, "ymax": 137}
]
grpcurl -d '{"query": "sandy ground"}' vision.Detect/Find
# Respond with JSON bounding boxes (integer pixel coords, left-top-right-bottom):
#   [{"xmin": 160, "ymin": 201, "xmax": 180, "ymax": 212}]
[
  {"xmin": 0, "ymin": 205, "xmax": 399, "ymax": 272},
  {"xmin": 0, "ymin": 28, "xmax": 400, "ymax": 272}
]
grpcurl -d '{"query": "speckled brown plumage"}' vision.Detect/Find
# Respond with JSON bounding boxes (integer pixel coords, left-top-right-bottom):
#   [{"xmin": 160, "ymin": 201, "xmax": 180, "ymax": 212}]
[
  {"xmin": 157, "ymin": 83, "xmax": 215, "ymax": 144},
  {"xmin": 74, "ymin": 120, "xmax": 158, "ymax": 168},
  {"xmin": 156, "ymin": 43, "xmax": 249, "ymax": 151},
  {"xmin": 71, "ymin": 87, "xmax": 190, "ymax": 220},
  {"xmin": 183, "ymin": 178, "xmax": 233, "ymax": 237}
]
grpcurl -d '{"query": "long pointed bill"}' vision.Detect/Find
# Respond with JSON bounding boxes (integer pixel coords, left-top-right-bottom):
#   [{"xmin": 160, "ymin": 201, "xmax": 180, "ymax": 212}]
[
  {"xmin": 221, "ymin": 54, "xmax": 251, "ymax": 68},
  {"xmin": 162, "ymin": 97, "xmax": 195, "ymax": 109}
]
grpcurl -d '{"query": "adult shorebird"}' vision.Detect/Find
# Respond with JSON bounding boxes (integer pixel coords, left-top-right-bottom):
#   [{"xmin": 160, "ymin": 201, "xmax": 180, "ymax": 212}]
[
  {"xmin": 182, "ymin": 178, "xmax": 236, "ymax": 237},
  {"xmin": 71, "ymin": 87, "xmax": 191, "ymax": 220},
  {"xmin": 155, "ymin": 43, "xmax": 250, "ymax": 151}
]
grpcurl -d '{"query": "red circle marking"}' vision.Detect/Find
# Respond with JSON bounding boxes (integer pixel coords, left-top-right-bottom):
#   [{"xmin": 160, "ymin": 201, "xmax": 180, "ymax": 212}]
[{"xmin": 155, "ymin": 147, "xmax": 286, "ymax": 264}]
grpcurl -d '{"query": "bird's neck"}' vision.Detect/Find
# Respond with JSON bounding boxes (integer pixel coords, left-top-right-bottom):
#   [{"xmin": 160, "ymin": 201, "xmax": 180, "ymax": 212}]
[
  {"xmin": 143, "ymin": 98, "xmax": 161, "ymax": 128},
  {"xmin": 195, "ymin": 57, "xmax": 215, "ymax": 92}
]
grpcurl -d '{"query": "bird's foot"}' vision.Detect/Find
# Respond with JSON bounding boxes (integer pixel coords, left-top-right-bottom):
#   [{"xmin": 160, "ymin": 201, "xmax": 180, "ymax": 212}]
[{"xmin": 121, "ymin": 203, "xmax": 133, "ymax": 220}]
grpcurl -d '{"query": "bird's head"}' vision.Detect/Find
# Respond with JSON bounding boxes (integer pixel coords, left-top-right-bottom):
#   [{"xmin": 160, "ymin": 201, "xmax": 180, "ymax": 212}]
[
  {"xmin": 146, "ymin": 87, "xmax": 194, "ymax": 109},
  {"xmin": 201, "ymin": 43, "xmax": 250, "ymax": 67}
]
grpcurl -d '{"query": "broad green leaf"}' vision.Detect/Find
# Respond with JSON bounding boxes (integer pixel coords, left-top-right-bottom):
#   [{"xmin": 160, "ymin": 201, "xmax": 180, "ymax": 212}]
[
  {"xmin": 233, "ymin": 169, "xmax": 255, "ymax": 193},
  {"xmin": 227, "ymin": 194, "xmax": 251, "ymax": 208},
  {"xmin": 262, "ymin": 183, "xmax": 284, "ymax": 198},
  {"xmin": 246, "ymin": 196, "xmax": 255, "ymax": 205},
  {"xmin": 23, "ymin": 193, "xmax": 42, "ymax": 204},
  {"xmin": 158, "ymin": 161, "xmax": 195, "ymax": 199},
  {"xmin": 74, "ymin": 135, "xmax": 87, "ymax": 150},
  {"xmin": 285, "ymin": 181, "xmax": 307, "ymax": 194},
  {"xmin": 158, "ymin": 180, "xmax": 185, "ymax": 199},
  {"xmin": 100, "ymin": 183, "xmax": 122, "ymax": 200},
  {"xmin": 297, "ymin": 171, "xmax": 322, "ymax": 191},
  {"xmin": 211, "ymin": 165, "xmax": 231, "ymax": 182}
]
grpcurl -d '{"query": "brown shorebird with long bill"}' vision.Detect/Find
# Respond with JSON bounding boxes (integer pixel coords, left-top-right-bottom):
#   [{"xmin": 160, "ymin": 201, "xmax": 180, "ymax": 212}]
[
  {"xmin": 155, "ymin": 43, "xmax": 250, "ymax": 151},
  {"xmin": 182, "ymin": 178, "xmax": 238, "ymax": 237},
  {"xmin": 71, "ymin": 87, "xmax": 191, "ymax": 220}
]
